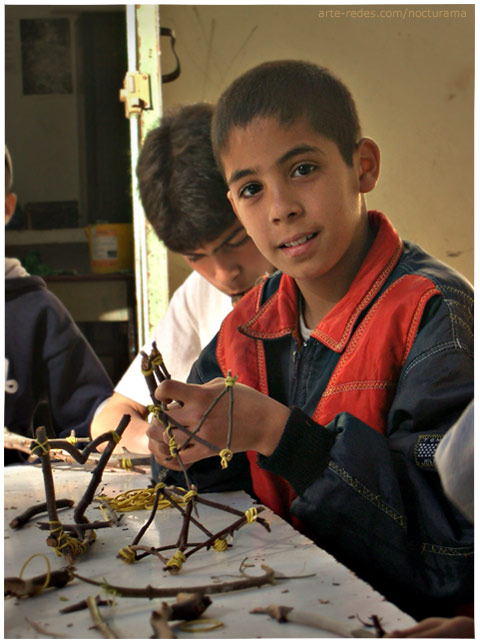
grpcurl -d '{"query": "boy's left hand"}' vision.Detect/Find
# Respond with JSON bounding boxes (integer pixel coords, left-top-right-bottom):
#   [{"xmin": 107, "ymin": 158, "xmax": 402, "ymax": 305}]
[{"xmin": 146, "ymin": 378, "xmax": 290, "ymax": 470}]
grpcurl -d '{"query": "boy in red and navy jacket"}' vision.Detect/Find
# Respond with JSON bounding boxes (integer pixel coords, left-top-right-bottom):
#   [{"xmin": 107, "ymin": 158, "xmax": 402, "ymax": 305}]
[{"xmin": 147, "ymin": 61, "xmax": 473, "ymax": 621}]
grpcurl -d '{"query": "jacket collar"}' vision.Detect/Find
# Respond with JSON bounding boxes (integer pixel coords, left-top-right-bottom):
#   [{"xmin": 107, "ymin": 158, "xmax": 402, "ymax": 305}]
[{"xmin": 238, "ymin": 211, "xmax": 403, "ymax": 351}]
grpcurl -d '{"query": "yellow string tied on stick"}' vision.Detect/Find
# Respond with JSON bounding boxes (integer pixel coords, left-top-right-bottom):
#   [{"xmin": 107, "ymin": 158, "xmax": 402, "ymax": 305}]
[
  {"xmin": 48, "ymin": 521, "xmax": 87, "ymax": 557},
  {"xmin": 121, "ymin": 458, "xmax": 133, "ymax": 471},
  {"xmin": 30, "ymin": 438, "xmax": 50, "ymax": 456},
  {"xmin": 244, "ymin": 507, "xmax": 259, "ymax": 524},
  {"xmin": 151, "ymin": 351, "xmax": 164, "ymax": 367},
  {"xmin": 182, "ymin": 489, "xmax": 198, "ymax": 504},
  {"xmin": 219, "ymin": 448, "xmax": 233, "ymax": 469},
  {"xmin": 65, "ymin": 432, "xmax": 77, "ymax": 445},
  {"xmin": 165, "ymin": 423, "xmax": 177, "ymax": 457},
  {"xmin": 19, "ymin": 553, "xmax": 52, "ymax": 595},
  {"xmin": 213, "ymin": 538, "xmax": 228, "ymax": 552},
  {"xmin": 110, "ymin": 430, "xmax": 121, "ymax": 444},
  {"xmin": 225, "ymin": 374, "xmax": 237, "ymax": 388},
  {"xmin": 118, "ymin": 545, "xmax": 136, "ymax": 564},
  {"xmin": 141, "ymin": 364, "xmax": 154, "ymax": 376},
  {"xmin": 166, "ymin": 549, "xmax": 186, "ymax": 572}
]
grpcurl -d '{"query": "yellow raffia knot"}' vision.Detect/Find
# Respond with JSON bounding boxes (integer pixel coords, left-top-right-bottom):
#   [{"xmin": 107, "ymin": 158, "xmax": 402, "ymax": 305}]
[
  {"xmin": 225, "ymin": 374, "xmax": 237, "ymax": 388},
  {"xmin": 141, "ymin": 365, "xmax": 154, "ymax": 376},
  {"xmin": 165, "ymin": 423, "xmax": 178, "ymax": 457},
  {"xmin": 121, "ymin": 458, "xmax": 133, "ymax": 471},
  {"xmin": 244, "ymin": 507, "xmax": 259, "ymax": 524},
  {"xmin": 212, "ymin": 538, "xmax": 228, "ymax": 552},
  {"xmin": 31, "ymin": 438, "xmax": 50, "ymax": 456},
  {"xmin": 110, "ymin": 430, "xmax": 121, "ymax": 444},
  {"xmin": 118, "ymin": 545, "xmax": 136, "ymax": 564},
  {"xmin": 19, "ymin": 553, "xmax": 51, "ymax": 595},
  {"xmin": 48, "ymin": 521, "xmax": 88, "ymax": 557},
  {"xmin": 147, "ymin": 404, "xmax": 161, "ymax": 420},
  {"xmin": 166, "ymin": 549, "xmax": 186, "ymax": 571},
  {"xmin": 183, "ymin": 489, "xmax": 198, "ymax": 504},
  {"xmin": 151, "ymin": 351, "xmax": 164, "ymax": 367},
  {"xmin": 65, "ymin": 431, "xmax": 77, "ymax": 445},
  {"xmin": 219, "ymin": 448, "xmax": 233, "ymax": 469}
]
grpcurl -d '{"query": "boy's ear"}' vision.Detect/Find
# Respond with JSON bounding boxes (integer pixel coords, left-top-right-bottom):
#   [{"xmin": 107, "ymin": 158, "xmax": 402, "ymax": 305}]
[
  {"xmin": 5, "ymin": 192, "xmax": 17, "ymax": 225},
  {"xmin": 355, "ymin": 138, "xmax": 380, "ymax": 194}
]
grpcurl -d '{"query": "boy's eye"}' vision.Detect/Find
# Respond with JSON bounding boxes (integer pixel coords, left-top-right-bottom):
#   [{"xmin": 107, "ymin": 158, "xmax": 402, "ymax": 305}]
[
  {"xmin": 227, "ymin": 231, "xmax": 250, "ymax": 248},
  {"xmin": 292, "ymin": 163, "xmax": 316, "ymax": 177},
  {"xmin": 239, "ymin": 182, "xmax": 262, "ymax": 198},
  {"xmin": 185, "ymin": 254, "xmax": 203, "ymax": 264}
]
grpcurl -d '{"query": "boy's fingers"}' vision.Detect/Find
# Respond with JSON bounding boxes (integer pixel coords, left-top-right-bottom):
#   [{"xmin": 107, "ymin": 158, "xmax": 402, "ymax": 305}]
[{"xmin": 154, "ymin": 379, "xmax": 194, "ymax": 405}]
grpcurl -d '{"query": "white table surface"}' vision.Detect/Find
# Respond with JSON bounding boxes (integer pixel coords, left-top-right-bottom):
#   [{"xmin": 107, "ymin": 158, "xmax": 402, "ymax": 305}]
[{"xmin": 4, "ymin": 464, "xmax": 415, "ymax": 639}]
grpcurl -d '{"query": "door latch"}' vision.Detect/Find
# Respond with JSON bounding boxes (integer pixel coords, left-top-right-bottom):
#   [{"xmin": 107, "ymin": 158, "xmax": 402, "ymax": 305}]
[{"xmin": 119, "ymin": 71, "xmax": 151, "ymax": 118}]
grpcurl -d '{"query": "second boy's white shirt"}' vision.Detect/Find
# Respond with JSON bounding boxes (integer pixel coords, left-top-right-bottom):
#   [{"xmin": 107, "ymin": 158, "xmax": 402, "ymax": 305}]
[{"xmin": 115, "ymin": 271, "xmax": 233, "ymax": 406}]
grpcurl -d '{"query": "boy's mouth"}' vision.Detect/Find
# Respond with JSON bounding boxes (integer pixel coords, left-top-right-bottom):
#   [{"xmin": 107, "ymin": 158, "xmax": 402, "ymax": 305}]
[{"xmin": 279, "ymin": 232, "xmax": 317, "ymax": 249}]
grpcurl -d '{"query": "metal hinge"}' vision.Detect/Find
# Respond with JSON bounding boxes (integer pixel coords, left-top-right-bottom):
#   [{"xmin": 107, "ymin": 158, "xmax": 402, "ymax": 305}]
[{"xmin": 119, "ymin": 71, "xmax": 151, "ymax": 118}]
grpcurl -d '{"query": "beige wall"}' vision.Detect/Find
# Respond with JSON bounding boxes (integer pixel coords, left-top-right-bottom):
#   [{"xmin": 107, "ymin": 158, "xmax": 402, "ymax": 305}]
[{"xmin": 159, "ymin": 4, "xmax": 474, "ymax": 285}]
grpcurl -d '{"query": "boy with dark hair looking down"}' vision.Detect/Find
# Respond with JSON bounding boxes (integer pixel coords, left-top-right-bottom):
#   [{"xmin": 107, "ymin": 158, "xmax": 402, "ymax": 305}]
[
  {"xmin": 146, "ymin": 61, "xmax": 473, "ymax": 620},
  {"xmin": 91, "ymin": 103, "xmax": 272, "ymax": 459}
]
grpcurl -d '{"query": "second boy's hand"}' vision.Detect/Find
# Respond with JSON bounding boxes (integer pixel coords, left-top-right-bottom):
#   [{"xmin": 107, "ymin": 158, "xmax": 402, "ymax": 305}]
[{"xmin": 146, "ymin": 378, "xmax": 290, "ymax": 469}]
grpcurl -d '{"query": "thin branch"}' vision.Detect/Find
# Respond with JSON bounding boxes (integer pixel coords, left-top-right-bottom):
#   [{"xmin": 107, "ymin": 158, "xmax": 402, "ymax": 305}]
[
  {"xmin": 73, "ymin": 564, "xmax": 276, "ymax": 598},
  {"xmin": 9, "ymin": 498, "xmax": 74, "ymax": 530},
  {"xmin": 87, "ymin": 595, "xmax": 119, "ymax": 638}
]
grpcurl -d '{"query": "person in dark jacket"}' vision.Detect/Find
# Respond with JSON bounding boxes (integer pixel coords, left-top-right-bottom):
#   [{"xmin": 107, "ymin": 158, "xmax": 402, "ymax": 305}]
[
  {"xmin": 4, "ymin": 146, "xmax": 113, "ymax": 463},
  {"xmin": 146, "ymin": 61, "xmax": 473, "ymax": 620}
]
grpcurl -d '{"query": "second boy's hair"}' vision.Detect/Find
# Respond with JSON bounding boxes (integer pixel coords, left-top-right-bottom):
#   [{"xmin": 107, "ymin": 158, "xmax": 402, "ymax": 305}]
[
  {"xmin": 136, "ymin": 103, "xmax": 236, "ymax": 254},
  {"xmin": 212, "ymin": 60, "xmax": 361, "ymax": 169}
]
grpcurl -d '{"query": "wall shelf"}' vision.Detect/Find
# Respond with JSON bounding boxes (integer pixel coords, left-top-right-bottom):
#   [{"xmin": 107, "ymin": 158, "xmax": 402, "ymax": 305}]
[{"xmin": 5, "ymin": 228, "xmax": 87, "ymax": 246}]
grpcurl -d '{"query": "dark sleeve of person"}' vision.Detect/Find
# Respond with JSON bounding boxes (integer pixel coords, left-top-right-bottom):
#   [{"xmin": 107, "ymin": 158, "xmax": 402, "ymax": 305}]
[{"xmin": 41, "ymin": 290, "xmax": 113, "ymax": 438}]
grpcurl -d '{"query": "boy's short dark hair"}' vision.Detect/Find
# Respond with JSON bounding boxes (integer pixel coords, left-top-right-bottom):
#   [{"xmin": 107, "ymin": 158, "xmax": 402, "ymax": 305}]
[
  {"xmin": 136, "ymin": 103, "xmax": 236, "ymax": 254},
  {"xmin": 212, "ymin": 60, "xmax": 361, "ymax": 168}
]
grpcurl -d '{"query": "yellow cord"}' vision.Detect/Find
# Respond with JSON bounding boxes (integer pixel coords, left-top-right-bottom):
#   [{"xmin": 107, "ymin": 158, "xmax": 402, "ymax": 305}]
[
  {"xmin": 141, "ymin": 366, "xmax": 154, "ymax": 376},
  {"xmin": 244, "ymin": 507, "xmax": 259, "ymax": 523},
  {"xmin": 19, "ymin": 553, "xmax": 51, "ymax": 594},
  {"xmin": 110, "ymin": 431, "xmax": 121, "ymax": 443},
  {"xmin": 165, "ymin": 423, "xmax": 177, "ymax": 457},
  {"xmin": 47, "ymin": 521, "xmax": 88, "ymax": 557},
  {"xmin": 151, "ymin": 351, "xmax": 164, "ymax": 366},
  {"xmin": 166, "ymin": 549, "xmax": 186, "ymax": 571},
  {"xmin": 30, "ymin": 438, "xmax": 50, "ymax": 456},
  {"xmin": 182, "ymin": 489, "xmax": 197, "ymax": 504},
  {"xmin": 117, "ymin": 545, "xmax": 136, "ymax": 564},
  {"xmin": 225, "ymin": 374, "xmax": 237, "ymax": 388},
  {"xmin": 65, "ymin": 431, "xmax": 77, "ymax": 445},
  {"xmin": 178, "ymin": 618, "xmax": 224, "ymax": 633},
  {"xmin": 212, "ymin": 538, "xmax": 228, "ymax": 551},
  {"xmin": 121, "ymin": 458, "xmax": 133, "ymax": 471},
  {"xmin": 96, "ymin": 483, "xmax": 173, "ymax": 513},
  {"xmin": 219, "ymin": 448, "xmax": 233, "ymax": 469}
]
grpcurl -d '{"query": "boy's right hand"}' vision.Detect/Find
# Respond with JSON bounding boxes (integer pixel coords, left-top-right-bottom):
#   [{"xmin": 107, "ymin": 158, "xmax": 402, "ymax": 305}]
[{"xmin": 146, "ymin": 378, "xmax": 290, "ymax": 470}]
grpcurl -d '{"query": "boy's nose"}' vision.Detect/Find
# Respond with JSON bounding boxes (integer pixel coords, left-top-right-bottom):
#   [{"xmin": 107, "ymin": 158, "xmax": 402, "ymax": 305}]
[{"xmin": 268, "ymin": 186, "xmax": 302, "ymax": 223}]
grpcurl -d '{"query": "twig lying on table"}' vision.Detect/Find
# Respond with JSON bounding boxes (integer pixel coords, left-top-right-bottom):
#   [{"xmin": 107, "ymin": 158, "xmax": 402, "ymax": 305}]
[
  {"xmin": 150, "ymin": 592, "xmax": 212, "ymax": 639},
  {"xmin": 9, "ymin": 498, "xmax": 74, "ymax": 530},
  {"xmin": 251, "ymin": 605, "xmax": 375, "ymax": 638},
  {"xmin": 73, "ymin": 563, "xmax": 276, "ymax": 598},
  {"xmin": 5, "ymin": 566, "xmax": 74, "ymax": 598},
  {"xmin": 87, "ymin": 595, "xmax": 119, "ymax": 638},
  {"xmin": 60, "ymin": 594, "xmax": 113, "ymax": 614}
]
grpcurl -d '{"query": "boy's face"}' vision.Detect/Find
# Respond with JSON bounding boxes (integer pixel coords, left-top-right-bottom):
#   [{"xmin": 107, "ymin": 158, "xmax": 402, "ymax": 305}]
[
  {"xmin": 182, "ymin": 220, "xmax": 273, "ymax": 299},
  {"xmin": 222, "ymin": 116, "xmax": 378, "ymax": 292}
]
